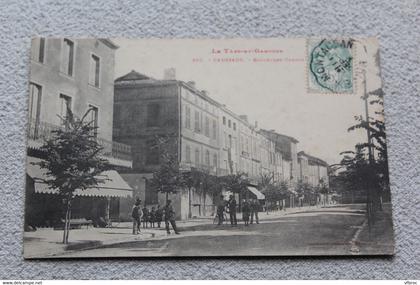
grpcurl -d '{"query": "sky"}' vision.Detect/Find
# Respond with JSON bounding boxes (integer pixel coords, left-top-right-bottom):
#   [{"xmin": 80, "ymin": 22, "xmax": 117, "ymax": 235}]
[{"xmin": 112, "ymin": 38, "xmax": 382, "ymax": 165}]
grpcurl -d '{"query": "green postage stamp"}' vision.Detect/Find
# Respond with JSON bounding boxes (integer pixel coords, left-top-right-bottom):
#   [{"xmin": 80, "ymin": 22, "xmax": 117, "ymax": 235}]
[{"xmin": 307, "ymin": 38, "xmax": 355, "ymax": 94}]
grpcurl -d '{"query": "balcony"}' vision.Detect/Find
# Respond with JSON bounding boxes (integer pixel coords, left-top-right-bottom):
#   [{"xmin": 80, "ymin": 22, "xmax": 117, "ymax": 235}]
[{"xmin": 27, "ymin": 119, "xmax": 132, "ymax": 168}]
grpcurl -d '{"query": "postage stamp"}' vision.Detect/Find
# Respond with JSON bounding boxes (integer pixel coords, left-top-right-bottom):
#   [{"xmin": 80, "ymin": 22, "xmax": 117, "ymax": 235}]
[{"xmin": 307, "ymin": 38, "xmax": 355, "ymax": 94}]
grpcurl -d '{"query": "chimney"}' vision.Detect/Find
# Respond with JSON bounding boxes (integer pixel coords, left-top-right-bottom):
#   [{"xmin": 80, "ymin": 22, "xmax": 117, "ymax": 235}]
[
  {"xmin": 239, "ymin": 115, "xmax": 248, "ymax": 122},
  {"xmin": 201, "ymin": 90, "xmax": 208, "ymax": 96},
  {"xmin": 255, "ymin": 121, "xmax": 258, "ymax": 128},
  {"xmin": 163, "ymin": 68, "xmax": 176, "ymax": 80},
  {"xmin": 187, "ymin": 81, "xmax": 195, "ymax": 88}
]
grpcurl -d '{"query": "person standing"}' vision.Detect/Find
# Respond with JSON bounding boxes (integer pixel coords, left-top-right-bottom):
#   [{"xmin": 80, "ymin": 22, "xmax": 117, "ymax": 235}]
[
  {"xmin": 149, "ymin": 207, "xmax": 156, "ymax": 228},
  {"xmin": 250, "ymin": 199, "xmax": 260, "ymax": 224},
  {"xmin": 142, "ymin": 206, "xmax": 149, "ymax": 228},
  {"xmin": 242, "ymin": 199, "xmax": 251, "ymax": 226},
  {"xmin": 155, "ymin": 204, "xmax": 163, "ymax": 228},
  {"xmin": 228, "ymin": 195, "xmax": 237, "ymax": 226},
  {"xmin": 164, "ymin": 200, "xmax": 180, "ymax": 234},
  {"xmin": 216, "ymin": 195, "xmax": 226, "ymax": 225},
  {"xmin": 131, "ymin": 199, "xmax": 143, "ymax": 235}
]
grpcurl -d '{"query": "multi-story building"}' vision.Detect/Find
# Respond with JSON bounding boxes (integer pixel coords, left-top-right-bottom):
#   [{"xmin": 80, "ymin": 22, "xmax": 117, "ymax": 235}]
[
  {"xmin": 26, "ymin": 38, "xmax": 133, "ymax": 228},
  {"xmin": 297, "ymin": 151, "xmax": 330, "ymax": 205},
  {"xmin": 113, "ymin": 69, "xmax": 330, "ymax": 218},
  {"xmin": 259, "ymin": 129, "xmax": 300, "ymax": 207},
  {"xmin": 259, "ymin": 130, "xmax": 299, "ymax": 184},
  {"xmin": 218, "ymin": 105, "xmax": 240, "ymax": 177},
  {"xmin": 258, "ymin": 130, "xmax": 278, "ymax": 182},
  {"xmin": 114, "ymin": 70, "xmax": 225, "ymax": 219},
  {"xmin": 297, "ymin": 151, "xmax": 329, "ymax": 187},
  {"xmin": 237, "ymin": 116, "xmax": 262, "ymax": 184}
]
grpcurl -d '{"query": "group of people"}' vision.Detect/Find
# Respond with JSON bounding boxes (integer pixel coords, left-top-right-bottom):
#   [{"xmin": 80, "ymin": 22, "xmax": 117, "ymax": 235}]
[
  {"xmin": 216, "ymin": 195, "xmax": 260, "ymax": 226},
  {"xmin": 139, "ymin": 205, "xmax": 163, "ymax": 228},
  {"xmin": 131, "ymin": 198, "xmax": 180, "ymax": 235}
]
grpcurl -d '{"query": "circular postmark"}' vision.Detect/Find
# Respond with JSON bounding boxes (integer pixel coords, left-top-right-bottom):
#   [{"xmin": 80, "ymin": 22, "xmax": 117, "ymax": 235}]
[{"xmin": 309, "ymin": 39, "xmax": 354, "ymax": 93}]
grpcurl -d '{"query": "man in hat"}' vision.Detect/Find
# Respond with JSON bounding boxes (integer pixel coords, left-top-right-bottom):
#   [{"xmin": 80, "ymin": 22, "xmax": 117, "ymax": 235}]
[
  {"xmin": 164, "ymin": 199, "xmax": 180, "ymax": 234},
  {"xmin": 216, "ymin": 195, "xmax": 226, "ymax": 225},
  {"xmin": 131, "ymin": 198, "xmax": 143, "ymax": 235},
  {"xmin": 228, "ymin": 195, "xmax": 237, "ymax": 226}
]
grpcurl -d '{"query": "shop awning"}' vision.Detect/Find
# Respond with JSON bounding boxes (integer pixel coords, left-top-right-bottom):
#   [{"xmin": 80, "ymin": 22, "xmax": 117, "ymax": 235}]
[
  {"xmin": 247, "ymin": 186, "xmax": 265, "ymax": 200},
  {"xmin": 27, "ymin": 157, "xmax": 133, "ymax": 198}
]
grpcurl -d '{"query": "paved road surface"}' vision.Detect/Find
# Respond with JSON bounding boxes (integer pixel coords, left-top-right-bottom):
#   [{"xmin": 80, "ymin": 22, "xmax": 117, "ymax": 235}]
[{"xmin": 60, "ymin": 205, "xmax": 369, "ymax": 257}]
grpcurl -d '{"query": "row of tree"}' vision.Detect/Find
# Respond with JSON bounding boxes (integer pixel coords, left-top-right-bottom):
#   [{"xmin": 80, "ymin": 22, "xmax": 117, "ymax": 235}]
[{"xmin": 330, "ymin": 88, "xmax": 390, "ymax": 213}]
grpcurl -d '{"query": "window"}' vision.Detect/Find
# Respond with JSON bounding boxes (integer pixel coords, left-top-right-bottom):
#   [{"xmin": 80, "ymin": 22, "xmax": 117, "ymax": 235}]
[
  {"xmin": 28, "ymin": 83, "xmax": 42, "ymax": 137},
  {"xmin": 228, "ymin": 119, "xmax": 231, "ymax": 128},
  {"xmin": 147, "ymin": 103, "xmax": 160, "ymax": 127},
  {"xmin": 205, "ymin": 150, "xmax": 210, "ymax": 166},
  {"xmin": 31, "ymin": 38, "xmax": 45, "ymax": 63},
  {"xmin": 146, "ymin": 140, "xmax": 159, "ymax": 165},
  {"xmin": 185, "ymin": 105, "xmax": 191, "ymax": 129},
  {"xmin": 61, "ymin": 39, "xmax": 74, "ymax": 76},
  {"xmin": 195, "ymin": 148, "xmax": 200, "ymax": 165},
  {"xmin": 213, "ymin": 154, "xmax": 217, "ymax": 167},
  {"xmin": 204, "ymin": 116, "xmax": 210, "ymax": 137},
  {"xmin": 212, "ymin": 119, "xmax": 217, "ymax": 139},
  {"xmin": 89, "ymin": 54, "xmax": 100, "ymax": 88},
  {"xmin": 228, "ymin": 135, "xmax": 232, "ymax": 148},
  {"xmin": 222, "ymin": 116, "xmax": 226, "ymax": 125},
  {"xmin": 88, "ymin": 105, "xmax": 99, "ymax": 137},
  {"xmin": 185, "ymin": 145, "xmax": 191, "ymax": 162},
  {"xmin": 233, "ymin": 122, "xmax": 236, "ymax": 130},
  {"xmin": 194, "ymin": 110, "xmax": 200, "ymax": 132},
  {"xmin": 59, "ymin": 94, "xmax": 72, "ymax": 122}
]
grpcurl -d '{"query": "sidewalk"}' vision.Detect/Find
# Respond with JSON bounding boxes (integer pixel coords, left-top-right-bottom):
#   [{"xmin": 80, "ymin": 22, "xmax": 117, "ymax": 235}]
[
  {"xmin": 351, "ymin": 203, "xmax": 394, "ymax": 255},
  {"xmin": 23, "ymin": 204, "xmax": 358, "ymax": 258}
]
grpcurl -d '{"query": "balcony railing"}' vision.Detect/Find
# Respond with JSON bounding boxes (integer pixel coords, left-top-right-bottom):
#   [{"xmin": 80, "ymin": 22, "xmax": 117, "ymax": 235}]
[{"xmin": 28, "ymin": 119, "xmax": 132, "ymax": 162}]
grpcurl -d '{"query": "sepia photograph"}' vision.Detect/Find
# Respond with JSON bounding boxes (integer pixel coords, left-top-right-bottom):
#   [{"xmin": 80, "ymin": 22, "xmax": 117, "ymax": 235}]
[{"xmin": 23, "ymin": 37, "xmax": 394, "ymax": 258}]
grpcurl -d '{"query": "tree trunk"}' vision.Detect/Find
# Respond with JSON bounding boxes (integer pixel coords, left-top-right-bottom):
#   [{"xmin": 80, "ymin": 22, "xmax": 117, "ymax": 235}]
[
  {"xmin": 188, "ymin": 188, "xmax": 192, "ymax": 219},
  {"xmin": 203, "ymin": 191, "xmax": 207, "ymax": 216},
  {"xmin": 65, "ymin": 207, "xmax": 71, "ymax": 244},
  {"xmin": 62, "ymin": 198, "xmax": 72, "ymax": 244},
  {"xmin": 166, "ymin": 192, "xmax": 169, "ymax": 204}
]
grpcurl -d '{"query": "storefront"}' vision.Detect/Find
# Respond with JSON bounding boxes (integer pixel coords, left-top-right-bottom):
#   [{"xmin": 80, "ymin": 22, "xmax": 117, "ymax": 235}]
[{"xmin": 25, "ymin": 157, "xmax": 133, "ymax": 228}]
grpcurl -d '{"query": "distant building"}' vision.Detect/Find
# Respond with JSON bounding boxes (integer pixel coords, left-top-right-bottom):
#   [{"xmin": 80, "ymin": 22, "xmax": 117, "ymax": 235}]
[
  {"xmin": 26, "ymin": 38, "xmax": 133, "ymax": 228},
  {"xmin": 297, "ymin": 151, "xmax": 330, "ymax": 205},
  {"xmin": 259, "ymin": 129, "xmax": 300, "ymax": 207},
  {"xmin": 297, "ymin": 151, "xmax": 329, "ymax": 187}
]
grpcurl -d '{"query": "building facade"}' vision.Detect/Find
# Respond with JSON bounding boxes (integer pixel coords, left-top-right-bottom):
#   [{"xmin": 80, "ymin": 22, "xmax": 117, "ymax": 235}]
[
  {"xmin": 297, "ymin": 151, "xmax": 330, "ymax": 205},
  {"xmin": 113, "ymin": 69, "xmax": 330, "ymax": 219},
  {"xmin": 26, "ymin": 38, "xmax": 133, "ymax": 228}
]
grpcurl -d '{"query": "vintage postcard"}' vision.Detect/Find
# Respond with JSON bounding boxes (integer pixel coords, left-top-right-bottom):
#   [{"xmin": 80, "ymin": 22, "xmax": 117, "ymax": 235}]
[{"xmin": 24, "ymin": 37, "xmax": 394, "ymax": 258}]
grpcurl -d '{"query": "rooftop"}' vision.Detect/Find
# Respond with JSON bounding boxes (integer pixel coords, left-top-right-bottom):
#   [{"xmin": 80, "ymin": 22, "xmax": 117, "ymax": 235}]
[
  {"xmin": 298, "ymin": 151, "xmax": 329, "ymax": 167},
  {"xmin": 259, "ymin": 129, "xmax": 299, "ymax": 144},
  {"xmin": 115, "ymin": 70, "xmax": 154, "ymax": 82}
]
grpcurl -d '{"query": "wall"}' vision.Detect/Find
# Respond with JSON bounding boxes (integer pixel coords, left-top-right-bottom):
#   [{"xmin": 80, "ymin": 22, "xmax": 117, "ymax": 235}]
[
  {"xmin": 0, "ymin": 0, "xmax": 418, "ymax": 279},
  {"xmin": 114, "ymin": 81, "xmax": 180, "ymax": 173},
  {"xmin": 29, "ymin": 38, "xmax": 116, "ymax": 142}
]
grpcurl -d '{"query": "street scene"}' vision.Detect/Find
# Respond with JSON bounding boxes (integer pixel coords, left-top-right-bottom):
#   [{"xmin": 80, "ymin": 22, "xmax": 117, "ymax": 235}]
[{"xmin": 24, "ymin": 38, "xmax": 394, "ymax": 258}]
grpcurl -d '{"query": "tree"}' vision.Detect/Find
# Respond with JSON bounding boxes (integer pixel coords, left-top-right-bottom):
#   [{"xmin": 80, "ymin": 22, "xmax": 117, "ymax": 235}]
[
  {"xmin": 183, "ymin": 169, "xmax": 202, "ymax": 218},
  {"xmin": 278, "ymin": 181, "xmax": 290, "ymax": 203},
  {"xmin": 197, "ymin": 171, "xmax": 221, "ymax": 216},
  {"xmin": 296, "ymin": 181, "xmax": 315, "ymax": 206},
  {"xmin": 34, "ymin": 107, "xmax": 110, "ymax": 244},
  {"xmin": 220, "ymin": 173, "xmax": 249, "ymax": 209},
  {"xmin": 338, "ymin": 88, "xmax": 390, "ymax": 209},
  {"xmin": 149, "ymin": 149, "xmax": 184, "ymax": 204},
  {"xmin": 221, "ymin": 173, "xmax": 249, "ymax": 195}
]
